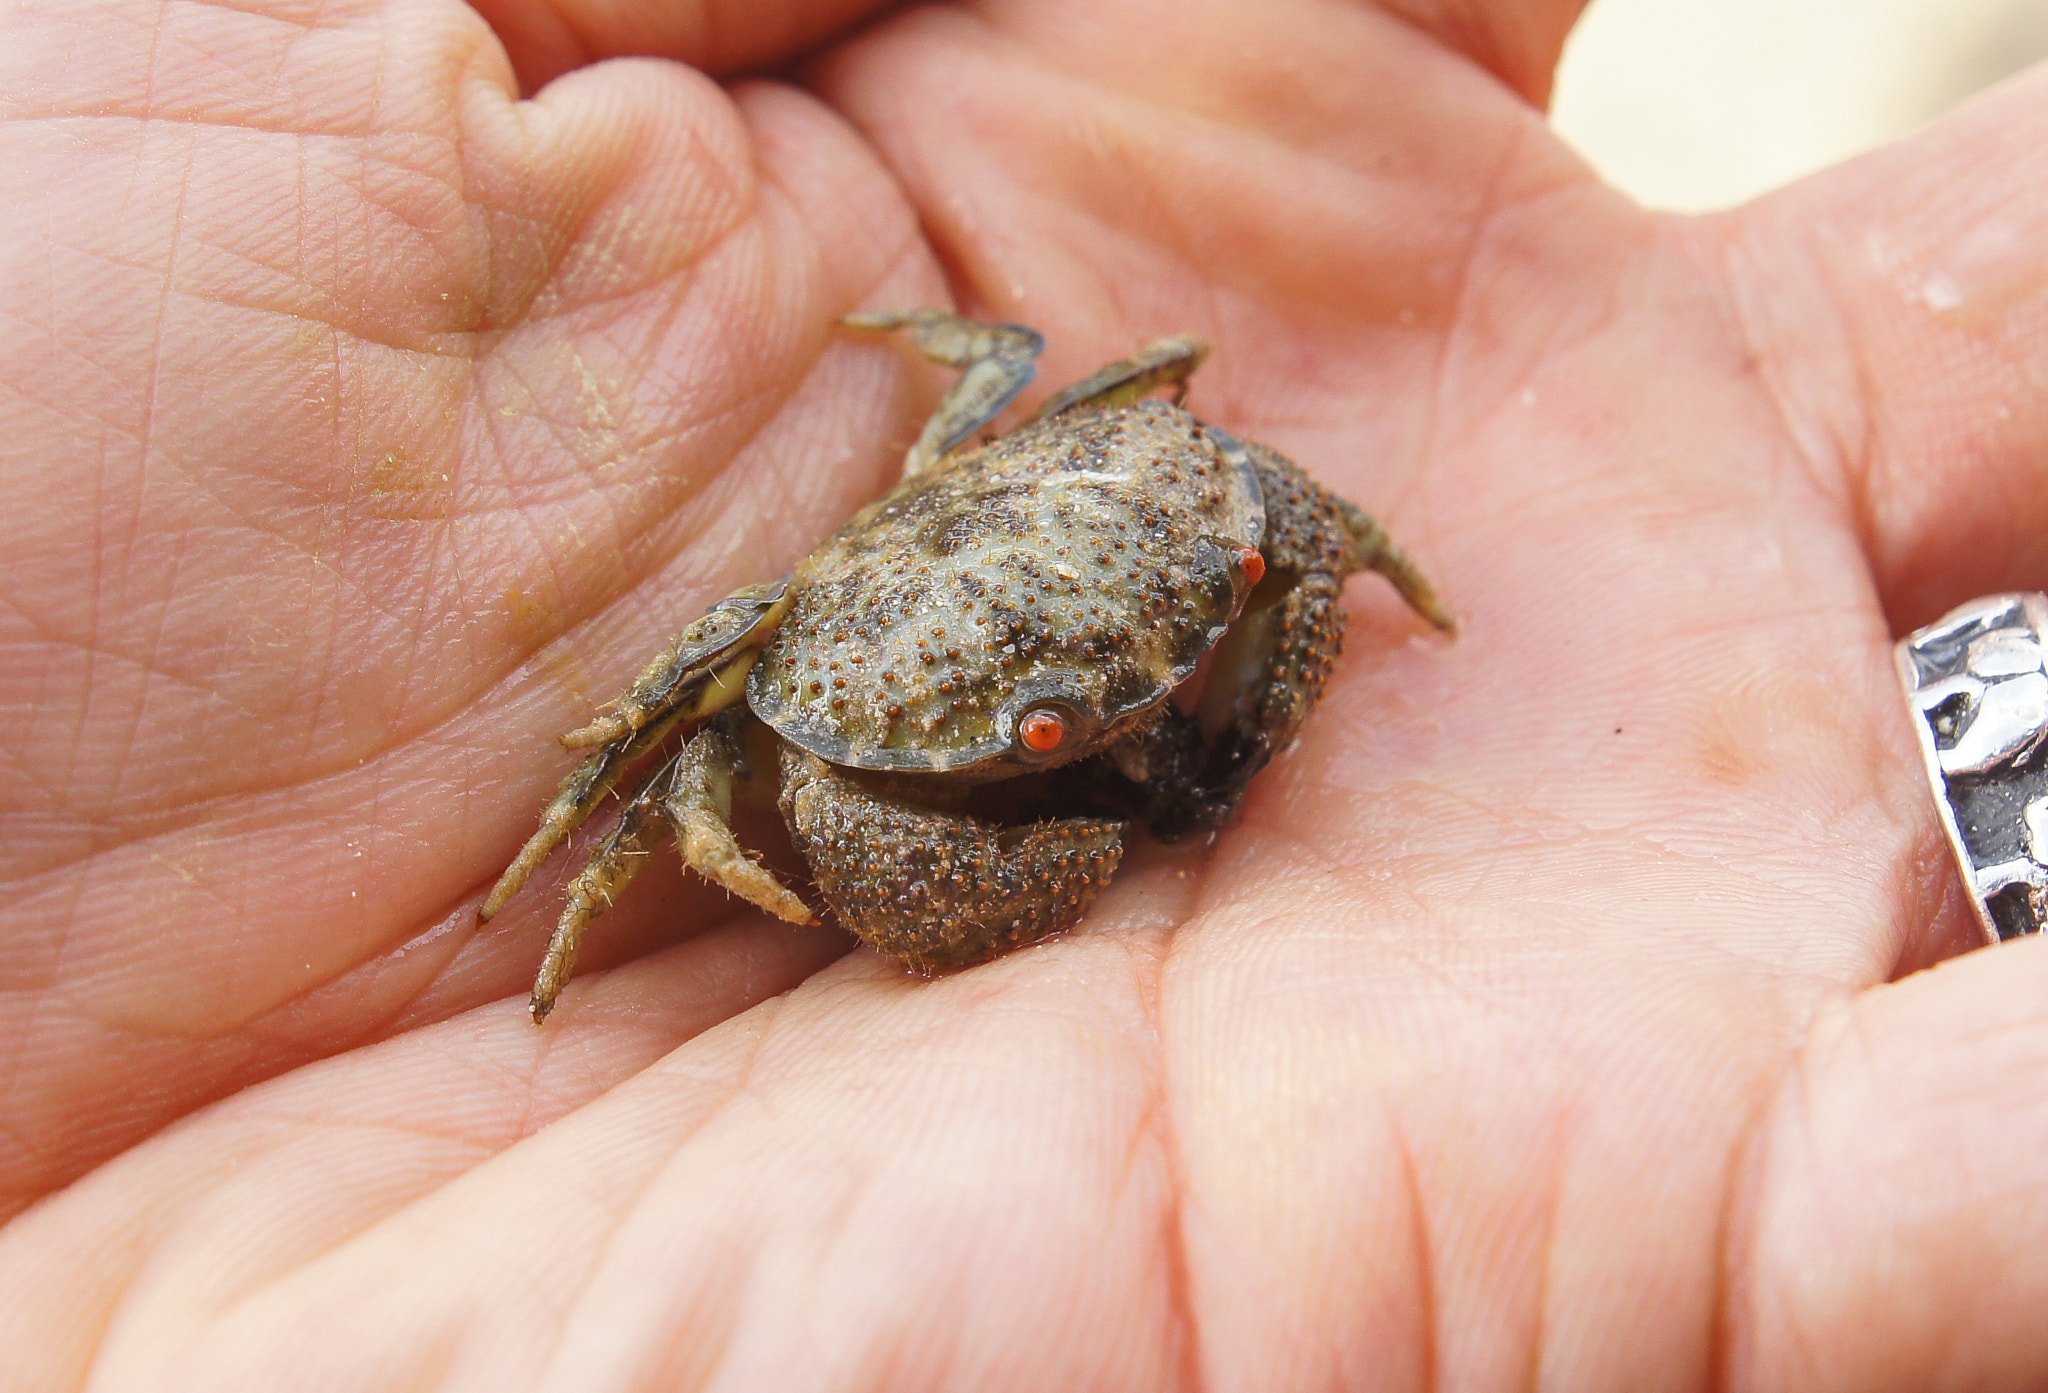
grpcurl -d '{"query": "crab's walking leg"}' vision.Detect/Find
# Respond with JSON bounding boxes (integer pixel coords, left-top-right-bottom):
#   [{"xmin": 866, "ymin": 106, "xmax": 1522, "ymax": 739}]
[
  {"xmin": 479, "ymin": 708, "xmax": 689, "ymax": 922},
  {"xmin": 779, "ymin": 746, "xmax": 1124, "ymax": 973},
  {"xmin": 664, "ymin": 715, "xmax": 813, "ymax": 925},
  {"xmin": 1334, "ymin": 496, "xmax": 1457, "ymax": 635},
  {"xmin": 528, "ymin": 755, "xmax": 672, "ymax": 1022},
  {"xmin": 1141, "ymin": 437, "xmax": 1453, "ymax": 840},
  {"xmin": 527, "ymin": 716, "xmax": 811, "ymax": 1022},
  {"xmin": 481, "ymin": 579, "xmax": 795, "ymax": 922},
  {"xmin": 843, "ymin": 309, "xmax": 1043, "ymax": 477},
  {"xmin": 558, "ymin": 578, "xmax": 794, "ymax": 749},
  {"xmin": 1028, "ymin": 334, "xmax": 1209, "ymax": 421}
]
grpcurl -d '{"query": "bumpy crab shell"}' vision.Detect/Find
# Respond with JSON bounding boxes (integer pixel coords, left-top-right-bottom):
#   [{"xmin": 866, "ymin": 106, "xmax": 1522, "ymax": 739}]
[{"xmin": 749, "ymin": 404, "xmax": 1266, "ymax": 774}]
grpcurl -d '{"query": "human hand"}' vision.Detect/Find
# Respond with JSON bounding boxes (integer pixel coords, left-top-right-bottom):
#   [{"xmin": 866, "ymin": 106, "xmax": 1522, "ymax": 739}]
[{"xmin": 6, "ymin": 0, "xmax": 2048, "ymax": 1386}]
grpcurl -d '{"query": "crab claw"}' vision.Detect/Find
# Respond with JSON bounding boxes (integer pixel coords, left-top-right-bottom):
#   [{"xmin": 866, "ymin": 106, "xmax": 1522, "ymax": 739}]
[{"xmin": 778, "ymin": 750, "xmax": 1124, "ymax": 972}]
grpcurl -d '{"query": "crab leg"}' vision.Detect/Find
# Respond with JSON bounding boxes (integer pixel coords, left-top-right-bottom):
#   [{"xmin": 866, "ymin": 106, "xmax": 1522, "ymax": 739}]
[
  {"xmin": 526, "ymin": 716, "xmax": 812, "ymax": 1022},
  {"xmin": 558, "ymin": 578, "xmax": 793, "ymax": 749},
  {"xmin": 1027, "ymin": 334, "xmax": 1209, "ymax": 421},
  {"xmin": 528, "ymin": 752, "xmax": 674, "ymax": 1021},
  {"xmin": 663, "ymin": 715, "xmax": 813, "ymax": 925},
  {"xmin": 843, "ymin": 309, "xmax": 1044, "ymax": 478},
  {"xmin": 481, "ymin": 579, "xmax": 796, "ymax": 923},
  {"xmin": 1138, "ymin": 437, "xmax": 1453, "ymax": 840},
  {"xmin": 1333, "ymin": 496, "xmax": 1457, "ymax": 635},
  {"xmin": 479, "ymin": 706, "xmax": 689, "ymax": 922},
  {"xmin": 779, "ymin": 746, "xmax": 1123, "ymax": 973}
]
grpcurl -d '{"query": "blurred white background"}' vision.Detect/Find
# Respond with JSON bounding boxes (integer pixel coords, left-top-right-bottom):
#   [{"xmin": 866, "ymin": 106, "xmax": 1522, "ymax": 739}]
[{"xmin": 1550, "ymin": 0, "xmax": 2048, "ymax": 210}]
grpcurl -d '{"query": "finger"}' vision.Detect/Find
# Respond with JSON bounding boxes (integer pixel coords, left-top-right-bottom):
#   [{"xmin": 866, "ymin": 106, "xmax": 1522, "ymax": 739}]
[
  {"xmin": 0, "ymin": 898, "xmax": 1189, "ymax": 1391},
  {"xmin": 1731, "ymin": 935, "xmax": 2048, "ymax": 1390},
  {"xmin": 467, "ymin": 0, "xmax": 1592, "ymax": 103},
  {"xmin": 1371, "ymin": 0, "xmax": 1593, "ymax": 106},
  {"xmin": 0, "ymin": 914, "xmax": 845, "ymax": 1393},
  {"xmin": 812, "ymin": 0, "xmax": 1591, "ymax": 451},
  {"xmin": 0, "ymin": 0, "xmax": 936, "ymax": 1208},
  {"xmin": 1717, "ymin": 64, "xmax": 2048, "ymax": 630},
  {"xmin": 466, "ymin": 0, "xmax": 897, "ymax": 92}
]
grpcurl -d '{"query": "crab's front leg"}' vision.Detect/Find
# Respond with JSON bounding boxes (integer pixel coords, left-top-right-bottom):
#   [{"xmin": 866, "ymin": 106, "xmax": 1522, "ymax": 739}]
[
  {"xmin": 1133, "ymin": 436, "xmax": 1454, "ymax": 840},
  {"xmin": 778, "ymin": 746, "xmax": 1124, "ymax": 972}
]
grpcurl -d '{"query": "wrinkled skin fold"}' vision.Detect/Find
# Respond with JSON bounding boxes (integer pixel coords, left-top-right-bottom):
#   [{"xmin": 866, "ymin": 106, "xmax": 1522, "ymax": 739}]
[{"xmin": 7, "ymin": 0, "xmax": 2048, "ymax": 1389}]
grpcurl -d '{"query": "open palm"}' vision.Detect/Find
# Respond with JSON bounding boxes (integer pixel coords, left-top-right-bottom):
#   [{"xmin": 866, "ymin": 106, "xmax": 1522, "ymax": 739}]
[{"xmin": 8, "ymin": 0, "xmax": 2048, "ymax": 1386}]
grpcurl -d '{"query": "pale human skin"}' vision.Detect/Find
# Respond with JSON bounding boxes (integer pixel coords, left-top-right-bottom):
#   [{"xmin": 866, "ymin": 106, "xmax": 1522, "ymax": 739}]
[{"xmin": 5, "ymin": 0, "xmax": 2048, "ymax": 1385}]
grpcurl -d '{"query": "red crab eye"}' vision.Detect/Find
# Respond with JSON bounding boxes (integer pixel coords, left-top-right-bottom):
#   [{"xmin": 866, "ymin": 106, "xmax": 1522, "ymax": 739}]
[
  {"xmin": 1017, "ymin": 708, "xmax": 1070, "ymax": 755},
  {"xmin": 1233, "ymin": 547, "xmax": 1265, "ymax": 586}
]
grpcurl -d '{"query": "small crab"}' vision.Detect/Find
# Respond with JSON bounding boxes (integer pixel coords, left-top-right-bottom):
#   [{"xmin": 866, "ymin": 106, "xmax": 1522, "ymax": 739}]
[{"xmin": 482, "ymin": 311, "xmax": 1453, "ymax": 1020}]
